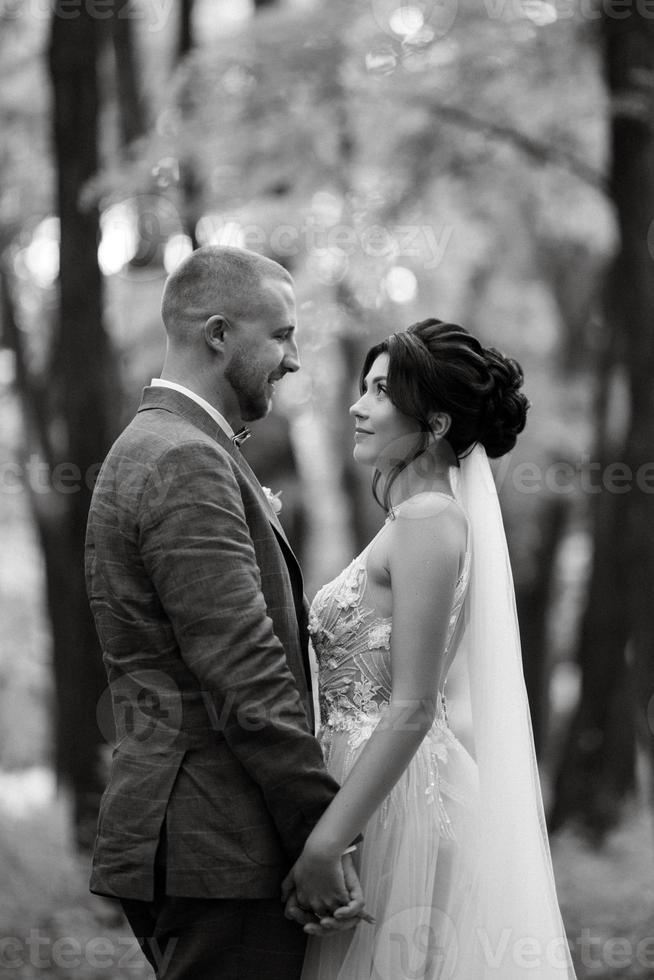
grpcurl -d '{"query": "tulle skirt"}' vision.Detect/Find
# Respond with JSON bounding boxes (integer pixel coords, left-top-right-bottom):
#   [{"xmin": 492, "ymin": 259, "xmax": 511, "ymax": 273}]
[{"xmin": 301, "ymin": 710, "xmax": 484, "ymax": 980}]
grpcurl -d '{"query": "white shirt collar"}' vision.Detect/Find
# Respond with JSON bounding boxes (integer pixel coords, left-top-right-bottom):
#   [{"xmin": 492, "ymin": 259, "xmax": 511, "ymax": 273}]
[{"xmin": 150, "ymin": 379, "xmax": 235, "ymax": 439}]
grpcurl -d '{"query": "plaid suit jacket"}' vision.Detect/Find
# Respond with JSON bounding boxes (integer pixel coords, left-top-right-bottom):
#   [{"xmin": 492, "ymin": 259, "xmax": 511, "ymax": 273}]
[{"xmin": 85, "ymin": 386, "xmax": 338, "ymax": 901}]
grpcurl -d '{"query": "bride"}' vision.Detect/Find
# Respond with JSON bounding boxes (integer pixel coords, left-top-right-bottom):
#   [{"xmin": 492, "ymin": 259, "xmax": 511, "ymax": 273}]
[{"xmin": 283, "ymin": 319, "xmax": 577, "ymax": 979}]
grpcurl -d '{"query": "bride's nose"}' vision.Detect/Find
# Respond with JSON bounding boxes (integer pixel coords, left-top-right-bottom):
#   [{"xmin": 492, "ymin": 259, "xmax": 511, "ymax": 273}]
[{"xmin": 349, "ymin": 395, "xmax": 367, "ymax": 418}]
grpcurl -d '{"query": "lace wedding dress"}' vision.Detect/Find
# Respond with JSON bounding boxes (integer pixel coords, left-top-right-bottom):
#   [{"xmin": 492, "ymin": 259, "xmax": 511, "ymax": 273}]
[
  {"xmin": 300, "ymin": 443, "xmax": 578, "ymax": 979},
  {"xmin": 301, "ymin": 495, "xmax": 482, "ymax": 980}
]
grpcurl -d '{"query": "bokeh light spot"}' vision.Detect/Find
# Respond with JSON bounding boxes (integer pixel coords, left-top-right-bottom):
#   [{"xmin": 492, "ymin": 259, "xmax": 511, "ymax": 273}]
[
  {"xmin": 163, "ymin": 235, "xmax": 194, "ymax": 274},
  {"xmin": 522, "ymin": 1, "xmax": 558, "ymax": 24},
  {"xmin": 384, "ymin": 265, "xmax": 418, "ymax": 303},
  {"xmin": 365, "ymin": 45, "xmax": 398, "ymax": 75},
  {"xmin": 98, "ymin": 202, "xmax": 138, "ymax": 276},
  {"xmin": 310, "ymin": 190, "xmax": 344, "ymax": 226},
  {"xmin": 389, "ymin": 5, "xmax": 425, "ymax": 36},
  {"xmin": 23, "ymin": 217, "xmax": 60, "ymax": 288}
]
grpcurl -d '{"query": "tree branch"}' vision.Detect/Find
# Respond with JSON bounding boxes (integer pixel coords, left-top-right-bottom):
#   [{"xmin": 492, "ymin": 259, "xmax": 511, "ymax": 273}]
[
  {"xmin": 432, "ymin": 102, "xmax": 607, "ymax": 192},
  {"xmin": 383, "ymin": 100, "xmax": 606, "ymax": 226}
]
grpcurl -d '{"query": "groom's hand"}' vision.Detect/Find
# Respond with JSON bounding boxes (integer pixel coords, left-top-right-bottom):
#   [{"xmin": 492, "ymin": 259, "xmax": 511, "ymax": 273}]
[
  {"xmin": 304, "ymin": 852, "xmax": 370, "ymax": 936},
  {"xmin": 282, "ymin": 851, "xmax": 367, "ymax": 936},
  {"xmin": 281, "ymin": 844, "xmax": 350, "ymax": 919}
]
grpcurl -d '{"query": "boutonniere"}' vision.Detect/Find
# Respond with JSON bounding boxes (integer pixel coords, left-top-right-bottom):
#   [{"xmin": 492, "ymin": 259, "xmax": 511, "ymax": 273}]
[{"xmin": 262, "ymin": 486, "xmax": 283, "ymax": 515}]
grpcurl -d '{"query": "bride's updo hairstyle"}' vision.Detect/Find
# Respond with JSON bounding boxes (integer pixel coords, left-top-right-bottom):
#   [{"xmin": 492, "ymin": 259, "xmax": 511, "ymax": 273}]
[{"xmin": 359, "ymin": 318, "xmax": 530, "ymax": 510}]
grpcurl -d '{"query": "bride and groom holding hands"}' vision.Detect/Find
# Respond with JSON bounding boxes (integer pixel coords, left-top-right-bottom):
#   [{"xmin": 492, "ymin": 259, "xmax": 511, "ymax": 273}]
[{"xmin": 85, "ymin": 245, "xmax": 577, "ymax": 979}]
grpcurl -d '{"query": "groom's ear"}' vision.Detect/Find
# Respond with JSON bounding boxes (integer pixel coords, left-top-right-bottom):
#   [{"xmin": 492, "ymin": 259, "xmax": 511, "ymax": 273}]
[{"xmin": 204, "ymin": 314, "xmax": 232, "ymax": 353}]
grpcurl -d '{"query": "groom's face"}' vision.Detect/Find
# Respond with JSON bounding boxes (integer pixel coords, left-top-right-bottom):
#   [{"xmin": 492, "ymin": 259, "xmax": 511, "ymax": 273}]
[{"xmin": 224, "ymin": 278, "xmax": 299, "ymax": 422}]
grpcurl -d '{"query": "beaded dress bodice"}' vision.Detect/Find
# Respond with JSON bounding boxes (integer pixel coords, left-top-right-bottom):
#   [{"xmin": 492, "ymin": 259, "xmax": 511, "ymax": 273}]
[{"xmin": 308, "ymin": 498, "xmax": 472, "ymax": 752}]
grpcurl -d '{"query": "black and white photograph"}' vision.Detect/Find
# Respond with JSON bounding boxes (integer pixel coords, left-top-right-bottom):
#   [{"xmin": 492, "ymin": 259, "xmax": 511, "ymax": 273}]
[{"xmin": 1, "ymin": 0, "xmax": 653, "ymax": 977}]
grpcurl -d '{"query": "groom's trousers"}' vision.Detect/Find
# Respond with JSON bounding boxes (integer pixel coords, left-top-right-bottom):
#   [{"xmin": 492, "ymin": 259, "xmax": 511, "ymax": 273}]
[
  {"xmin": 121, "ymin": 893, "xmax": 306, "ymax": 980},
  {"xmin": 119, "ymin": 831, "xmax": 306, "ymax": 980}
]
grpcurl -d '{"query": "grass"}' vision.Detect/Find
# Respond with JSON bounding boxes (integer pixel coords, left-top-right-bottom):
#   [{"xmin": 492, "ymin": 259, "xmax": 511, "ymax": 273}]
[
  {"xmin": 0, "ymin": 797, "xmax": 152, "ymax": 980},
  {"xmin": 0, "ymin": 788, "xmax": 652, "ymax": 979},
  {"xmin": 554, "ymin": 804, "xmax": 654, "ymax": 979}
]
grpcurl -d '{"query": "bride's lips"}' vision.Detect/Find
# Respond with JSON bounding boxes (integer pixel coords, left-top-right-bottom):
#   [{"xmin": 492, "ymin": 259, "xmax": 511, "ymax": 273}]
[{"xmin": 354, "ymin": 428, "xmax": 373, "ymax": 437}]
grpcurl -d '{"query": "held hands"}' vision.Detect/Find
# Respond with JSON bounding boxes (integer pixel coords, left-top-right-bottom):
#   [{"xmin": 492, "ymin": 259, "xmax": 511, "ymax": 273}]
[{"xmin": 282, "ymin": 848, "xmax": 371, "ymax": 936}]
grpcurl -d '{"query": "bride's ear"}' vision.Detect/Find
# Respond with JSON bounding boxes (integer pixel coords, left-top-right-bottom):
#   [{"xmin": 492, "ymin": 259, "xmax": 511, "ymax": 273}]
[{"xmin": 429, "ymin": 412, "xmax": 451, "ymax": 439}]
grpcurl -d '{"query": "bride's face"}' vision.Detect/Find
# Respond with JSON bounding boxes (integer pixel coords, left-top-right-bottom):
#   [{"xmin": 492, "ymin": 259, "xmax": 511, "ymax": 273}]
[{"xmin": 349, "ymin": 353, "xmax": 421, "ymax": 470}]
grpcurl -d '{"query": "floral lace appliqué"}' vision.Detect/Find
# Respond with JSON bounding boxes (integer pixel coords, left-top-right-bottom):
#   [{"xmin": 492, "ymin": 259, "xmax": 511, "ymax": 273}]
[
  {"xmin": 311, "ymin": 516, "xmax": 472, "ymax": 843},
  {"xmin": 367, "ymin": 622, "xmax": 392, "ymax": 651}
]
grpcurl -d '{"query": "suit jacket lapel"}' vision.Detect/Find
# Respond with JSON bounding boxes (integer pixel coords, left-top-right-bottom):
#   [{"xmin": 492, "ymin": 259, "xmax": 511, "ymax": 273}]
[
  {"xmin": 137, "ymin": 386, "xmax": 300, "ymax": 571},
  {"xmin": 230, "ymin": 445, "xmax": 291, "ymax": 545}
]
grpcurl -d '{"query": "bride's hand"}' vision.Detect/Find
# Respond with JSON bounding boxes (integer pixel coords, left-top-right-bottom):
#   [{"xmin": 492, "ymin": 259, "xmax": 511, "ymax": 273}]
[
  {"xmin": 281, "ymin": 839, "xmax": 349, "ymax": 919},
  {"xmin": 282, "ymin": 851, "xmax": 367, "ymax": 935},
  {"xmin": 304, "ymin": 852, "xmax": 371, "ymax": 936}
]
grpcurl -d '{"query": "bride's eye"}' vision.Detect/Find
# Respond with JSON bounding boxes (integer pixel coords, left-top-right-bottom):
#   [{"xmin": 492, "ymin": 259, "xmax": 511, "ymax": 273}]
[{"xmin": 376, "ymin": 383, "xmax": 387, "ymax": 397}]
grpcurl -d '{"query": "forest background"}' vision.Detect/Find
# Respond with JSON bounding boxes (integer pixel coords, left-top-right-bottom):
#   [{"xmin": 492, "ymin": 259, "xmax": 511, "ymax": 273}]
[{"xmin": 1, "ymin": 0, "xmax": 654, "ymax": 976}]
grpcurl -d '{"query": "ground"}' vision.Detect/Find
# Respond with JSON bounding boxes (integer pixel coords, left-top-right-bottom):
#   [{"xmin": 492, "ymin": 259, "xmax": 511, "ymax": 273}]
[{"xmin": 0, "ymin": 788, "xmax": 652, "ymax": 979}]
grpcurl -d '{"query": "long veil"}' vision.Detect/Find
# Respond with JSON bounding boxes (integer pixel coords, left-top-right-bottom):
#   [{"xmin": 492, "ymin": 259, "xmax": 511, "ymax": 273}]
[{"xmin": 451, "ymin": 442, "xmax": 577, "ymax": 978}]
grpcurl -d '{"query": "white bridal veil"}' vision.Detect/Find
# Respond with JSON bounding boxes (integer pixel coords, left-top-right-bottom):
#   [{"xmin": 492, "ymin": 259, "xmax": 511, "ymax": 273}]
[{"xmin": 452, "ymin": 442, "xmax": 577, "ymax": 978}]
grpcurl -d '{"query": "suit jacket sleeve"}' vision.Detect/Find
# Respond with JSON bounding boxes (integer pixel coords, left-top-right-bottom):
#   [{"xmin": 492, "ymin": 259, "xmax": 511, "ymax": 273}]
[{"xmin": 138, "ymin": 440, "xmax": 337, "ymax": 857}]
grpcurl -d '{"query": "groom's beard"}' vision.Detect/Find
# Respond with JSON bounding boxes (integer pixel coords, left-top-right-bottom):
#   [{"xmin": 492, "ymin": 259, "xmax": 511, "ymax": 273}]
[{"xmin": 225, "ymin": 345, "xmax": 275, "ymax": 421}]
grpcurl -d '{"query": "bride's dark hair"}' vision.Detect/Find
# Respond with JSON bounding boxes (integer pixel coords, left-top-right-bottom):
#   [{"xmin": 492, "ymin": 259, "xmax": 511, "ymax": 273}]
[{"xmin": 359, "ymin": 318, "xmax": 530, "ymax": 511}]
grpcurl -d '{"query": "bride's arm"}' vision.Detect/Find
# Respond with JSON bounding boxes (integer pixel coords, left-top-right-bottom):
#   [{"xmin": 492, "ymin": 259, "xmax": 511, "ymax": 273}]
[{"xmin": 287, "ymin": 498, "xmax": 467, "ymax": 906}]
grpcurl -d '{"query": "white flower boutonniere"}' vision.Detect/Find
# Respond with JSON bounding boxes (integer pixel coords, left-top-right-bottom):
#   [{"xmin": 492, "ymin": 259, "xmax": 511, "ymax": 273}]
[{"xmin": 262, "ymin": 486, "xmax": 283, "ymax": 515}]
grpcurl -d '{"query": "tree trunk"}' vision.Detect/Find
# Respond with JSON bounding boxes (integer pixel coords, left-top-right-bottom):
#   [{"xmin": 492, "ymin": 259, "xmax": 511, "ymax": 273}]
[
  {"xmin": 175, "ymin": 0, "xmax": 200, "ymax": 249},
  {"xmin": 111, "ymin": 0, "xmax": 146, "ymax": 149},
  {"xmin": 550, "ymin": 467, "xmax": 634, "ymax": 836},
  {"xmin": 605, "ymin": 12, "xmax": 654, "ymax": 807},
  {"xmin": 551, "ymin": 10, "xmax": 654, "ymax": 837},
  {"xmin": 178, "ymin": 0, "xmax": 194, "ymax": 61},
  {"xmin": 109, "ymin": 0, "xmax": 161, "ymax": 271},
  {"xmin": 515, "ymin": 495, "xmax": 569, "ymax": 758},
  {"xmin": 48, "ymin": 2, "xmax": 118, "ymax": 846},
  {"xmin": 550, "ymin": 297, "xmax": 635, "ymax": 836}
]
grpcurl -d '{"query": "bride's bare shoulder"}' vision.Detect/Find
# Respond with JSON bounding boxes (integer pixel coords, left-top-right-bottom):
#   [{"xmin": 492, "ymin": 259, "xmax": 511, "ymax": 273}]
[
  {"xmin": 393, "ymin": 491, "xmax": 466, "ymax": 521},
  {"xmin": 385, "ymin": 494, "xmax": 468, "ymax": 588},
  {"xmin": 389, "ymin": 492, "xmax": 468, "ymax": 550}
]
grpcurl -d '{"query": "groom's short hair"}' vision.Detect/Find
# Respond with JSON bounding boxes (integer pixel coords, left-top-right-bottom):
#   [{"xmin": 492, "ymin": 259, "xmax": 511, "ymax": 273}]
[{"xmin": 161, "ymin": 246, "xmax": 292, "ymax": 341}]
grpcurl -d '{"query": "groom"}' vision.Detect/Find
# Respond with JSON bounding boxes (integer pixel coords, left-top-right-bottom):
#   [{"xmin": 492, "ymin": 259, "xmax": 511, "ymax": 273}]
[{"xmin": 85, "ymin": 246, "xmax": 362, "ymax": 979}]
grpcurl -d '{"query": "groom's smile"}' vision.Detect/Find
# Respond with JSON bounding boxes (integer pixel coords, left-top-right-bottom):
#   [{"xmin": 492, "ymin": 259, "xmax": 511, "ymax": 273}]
[{"xmin": 224, "ymin": 278, "xmax": 299, "ymax": 423}]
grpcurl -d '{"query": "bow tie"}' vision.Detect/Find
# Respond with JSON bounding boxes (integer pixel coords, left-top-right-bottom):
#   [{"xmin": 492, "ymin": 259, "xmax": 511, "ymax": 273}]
[{"xmin": 231, "ymin": 427, "xmax": 251, "ymax": 448}]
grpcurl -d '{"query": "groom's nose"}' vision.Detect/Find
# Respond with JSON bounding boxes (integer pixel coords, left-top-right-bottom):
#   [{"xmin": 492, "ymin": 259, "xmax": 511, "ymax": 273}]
[{"xmin": 282, "ymin": 336, "xmax": 300, "ymax": 373}]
